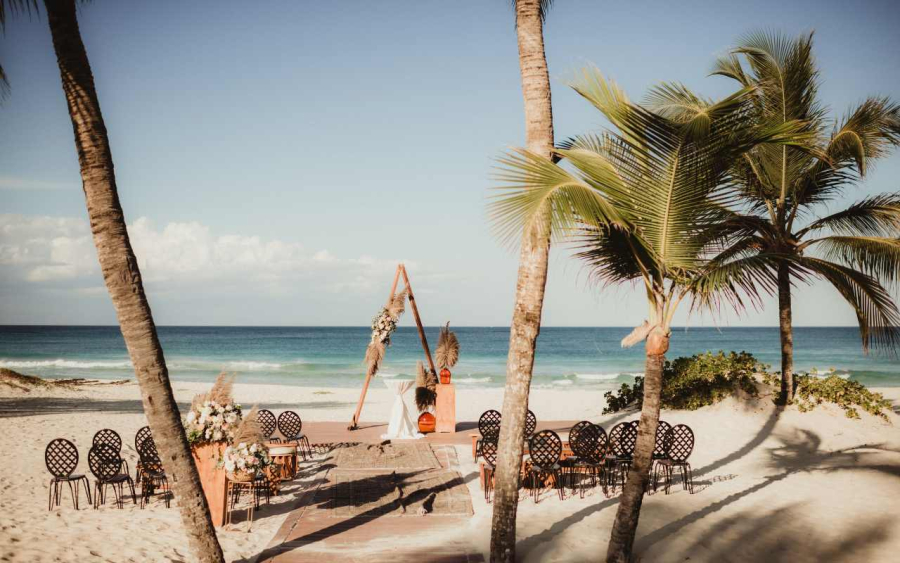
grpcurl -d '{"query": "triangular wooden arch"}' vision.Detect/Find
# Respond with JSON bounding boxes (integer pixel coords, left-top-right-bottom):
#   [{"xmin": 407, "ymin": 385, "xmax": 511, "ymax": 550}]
[{"xmin": 349, "ymin": 263, "xmax": 436, "ymax": 430}]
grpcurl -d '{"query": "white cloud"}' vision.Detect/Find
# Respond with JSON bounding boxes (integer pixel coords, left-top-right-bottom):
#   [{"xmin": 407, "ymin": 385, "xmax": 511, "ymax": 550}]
[{"xmin": 0, "ymin": 214, "xmax": 414, "ymax": 294}]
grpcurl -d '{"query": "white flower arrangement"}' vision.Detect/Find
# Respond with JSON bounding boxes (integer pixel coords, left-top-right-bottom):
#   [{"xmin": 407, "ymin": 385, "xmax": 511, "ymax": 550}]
[
  {"xmin": 370, "ymin": 307, "xmax": 399, "ymax": 347},
  {"xmin": 220, "ymin": 441, "xmax": 272, "ymax": 477},
  {"xmin": 185, "ymin": 400, "xmax": 243, "ymax": 445}
]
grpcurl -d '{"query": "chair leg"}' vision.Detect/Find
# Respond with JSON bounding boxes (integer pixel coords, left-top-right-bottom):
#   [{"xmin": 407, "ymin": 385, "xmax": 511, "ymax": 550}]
[
  {"xmin": 48, "ymin": 480, "xmax": 55, "ymax": 511},
  {"xmin": 68, "ymin": 480, "xmax": 77, "ymax": 510}
]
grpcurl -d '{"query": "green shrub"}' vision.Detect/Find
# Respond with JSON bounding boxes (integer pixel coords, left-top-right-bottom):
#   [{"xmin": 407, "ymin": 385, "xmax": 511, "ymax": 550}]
[
  {"xmin": 603, "ymin": 351, "xmax": 764, "ymax": 414},
  {"xmin": 795, "ymin": 374, "xmax": 890, "ymax": 421}
]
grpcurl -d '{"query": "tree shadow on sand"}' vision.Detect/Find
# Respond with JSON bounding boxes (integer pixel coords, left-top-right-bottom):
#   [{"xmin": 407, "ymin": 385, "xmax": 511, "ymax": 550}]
[{"xmin": 635, "ymin": 427, "xmax": 900, "ymax": 554}]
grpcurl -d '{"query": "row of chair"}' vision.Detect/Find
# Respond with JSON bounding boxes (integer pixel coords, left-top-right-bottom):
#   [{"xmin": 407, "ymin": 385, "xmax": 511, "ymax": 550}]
[
  {"xmin": 257, "ymin": 409, "xmax": 313, "ymax": 461},
  {"xmin": 45, "ymin": 427, "xmax": 170, "ymax": 511},
  {"xmin": 478, "ymin": 415, "xmax": 695, "ymax": 503}
]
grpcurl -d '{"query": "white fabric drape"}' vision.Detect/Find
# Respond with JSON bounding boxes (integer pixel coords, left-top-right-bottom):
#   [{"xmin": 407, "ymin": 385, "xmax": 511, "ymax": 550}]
[{"xmin": 380, "ymin": 379, "xmax": 424, "ymax": 440}]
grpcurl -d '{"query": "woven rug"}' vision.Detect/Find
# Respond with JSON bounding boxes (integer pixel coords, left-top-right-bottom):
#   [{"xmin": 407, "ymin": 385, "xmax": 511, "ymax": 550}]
[{"xmin": 308, "ymin": 443, "xmax": 472, "ymax": 518}]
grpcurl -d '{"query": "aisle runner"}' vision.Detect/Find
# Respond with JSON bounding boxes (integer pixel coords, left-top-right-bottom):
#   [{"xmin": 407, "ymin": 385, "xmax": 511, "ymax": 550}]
[{"xmin": 309, "ymin": 443, "xmax": 472, "ymax": 518}]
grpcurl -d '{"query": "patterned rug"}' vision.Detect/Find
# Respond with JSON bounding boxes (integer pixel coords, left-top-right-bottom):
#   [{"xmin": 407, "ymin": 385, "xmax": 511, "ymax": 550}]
[{"xmin": 308, "ymin": 443, "xmax": 472, "ymax": 517}]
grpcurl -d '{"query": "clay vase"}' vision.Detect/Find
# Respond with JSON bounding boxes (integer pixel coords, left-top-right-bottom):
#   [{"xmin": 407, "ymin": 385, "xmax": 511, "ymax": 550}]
[
  {"xmin": 418, "ymin": 412, "xmax": 436, "ymax": 433},
  {"xmin": 439, "ymin": 368, "xmax": 452, "ymax": 385}
]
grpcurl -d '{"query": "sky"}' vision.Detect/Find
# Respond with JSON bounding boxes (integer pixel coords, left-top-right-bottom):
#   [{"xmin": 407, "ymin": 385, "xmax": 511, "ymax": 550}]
[{"xmin": 1, "ymin": 0, "xmax": 899, "ymax": 327}]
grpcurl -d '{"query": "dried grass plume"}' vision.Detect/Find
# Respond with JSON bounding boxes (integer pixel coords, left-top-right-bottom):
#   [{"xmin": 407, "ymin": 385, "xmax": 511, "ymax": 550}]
[{"xmin": 233, "ymin": 405, "xmax": 264, "ymax": 445}]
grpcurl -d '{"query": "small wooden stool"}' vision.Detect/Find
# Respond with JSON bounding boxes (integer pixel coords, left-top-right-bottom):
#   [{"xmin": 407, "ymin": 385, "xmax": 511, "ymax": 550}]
[{"xmin": 268, "ymin": 444, "xmax": 298, "ymax": 481}]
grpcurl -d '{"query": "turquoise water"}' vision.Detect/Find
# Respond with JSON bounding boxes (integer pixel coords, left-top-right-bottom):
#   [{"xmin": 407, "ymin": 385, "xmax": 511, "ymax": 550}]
[{"xmin": 0, "ymin": 326, "xmax": 898, "ymax": 390}]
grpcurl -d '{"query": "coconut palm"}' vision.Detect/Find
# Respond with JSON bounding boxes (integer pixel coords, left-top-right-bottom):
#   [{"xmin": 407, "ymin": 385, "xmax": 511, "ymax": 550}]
[
  {"xmin": 490, "ymin": 68, "xmax": 808, "ymax": 563},
  {"xmin": 703, "ymin": 31, "xmax": 900, "ymax": 403},
  {"xmin": 1, "ymin": 2, "xmax": 224, "ymax": 561},
  {"xmin": 490, "ymin": 1, "xmax": 556, "ymax": 561}
]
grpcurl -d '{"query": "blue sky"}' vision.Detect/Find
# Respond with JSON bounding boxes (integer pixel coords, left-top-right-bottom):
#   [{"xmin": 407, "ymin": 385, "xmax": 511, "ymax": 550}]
[{"xmin": 1, "ymin": 0, "xmax": 898, "ymax": 327}]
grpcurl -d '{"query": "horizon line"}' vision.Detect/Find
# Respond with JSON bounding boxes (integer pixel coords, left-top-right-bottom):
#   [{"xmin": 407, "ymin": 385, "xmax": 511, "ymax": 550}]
[{"xmin": 0, "ymin": 324, "xmax": 869, "ymax": 329}]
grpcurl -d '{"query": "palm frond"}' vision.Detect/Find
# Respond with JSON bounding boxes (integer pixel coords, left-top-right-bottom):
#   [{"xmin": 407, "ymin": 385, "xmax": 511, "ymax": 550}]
[
  {"xmin": 489, "ymin": 148, "xmax": 624, "ymax": 247},
  {"xmin": 798, "ymin": 256, "xmax": 900, "ymax": 352},
  {"xmin": 797, "ymin": 194, "xmax": 900, "ymax": 237},
  {"xmin": 809, "ymin": 236, "xmax": 900, "ymax": 289},
  {"xmin": 826, "ymin": 97, "xmax": 900, "ymax": 176}
]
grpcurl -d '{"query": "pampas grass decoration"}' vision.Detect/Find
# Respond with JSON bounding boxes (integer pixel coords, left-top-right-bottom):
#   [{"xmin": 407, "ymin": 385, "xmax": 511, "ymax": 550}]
[
  {"xmin": 364, "ymin": 341, "xmax": 386, "ymax": 376},
  {"xmin": 434, "ymin": 323, "xmax": 460, "ymax": 369},
  {"xmin": 208, "ymin": 372, "xmax": 235, "ymax": 405},
  {"xmin": 387, "ymin": 287, "xmax": 408, "ymax": 319},
  {"xmin": 233, "ymin": 405, "xmax": 264, "ymax": 445}
]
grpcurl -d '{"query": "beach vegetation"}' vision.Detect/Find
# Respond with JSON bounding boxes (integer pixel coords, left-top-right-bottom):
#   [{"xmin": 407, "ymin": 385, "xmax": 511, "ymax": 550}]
[
  {"xmin": 697, "ymin": 31, "xmax": 900, "ymax": 405},
  {"xmin": 761, "ymin": 371, "xmax": 892, "ymax": 421},
  {"xmin": 603, "ymin": 351, "xmax": 763, "ymax": 413}
]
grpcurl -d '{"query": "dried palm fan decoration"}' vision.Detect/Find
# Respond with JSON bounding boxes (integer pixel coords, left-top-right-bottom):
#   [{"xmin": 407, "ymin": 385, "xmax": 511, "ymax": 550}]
[
  {"xmin": 364, "ymin": 288, "xmax": 409, "ymax": 378},
  {"xmin": 434, "ymin": 323, "xmax": 460, "ymax": 369},
  {"xmin": 415, "ymin": 361, "xmax": 437, "ymax": 412}
]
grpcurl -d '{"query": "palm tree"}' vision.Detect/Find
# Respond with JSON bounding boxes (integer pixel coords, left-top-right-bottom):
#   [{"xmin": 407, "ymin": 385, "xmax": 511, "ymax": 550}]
[
  {"xmin": 706, "ymin": 31, "xmax": 900, "ymax": 403},
  {"xmin": 491, "ymin": 68, "xmax": 807, "ymax": 563},
  {"xmin": 489, "ymin": 1, "xmax": 556, "ymax": 561},
  {"xmin": 2, "ymin": 2, "xmax": 224, "ymax": 561}
]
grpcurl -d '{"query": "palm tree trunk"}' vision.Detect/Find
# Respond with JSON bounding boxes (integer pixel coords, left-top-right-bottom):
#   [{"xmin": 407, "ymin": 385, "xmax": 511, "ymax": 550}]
[
  {"xmin": 606, "ymin": 340, "xmax": 666, "ymax": 563},
  {"xmin": 490, "ymin": 2, "xmax": 554, "ymax": 562},
  {"xmin": 777, "ymin": 262, "xmax": 794, "ymax": 404},
  {"xmin": 43, "ymin": 2, "xmax": 224, "ymax": 561}
]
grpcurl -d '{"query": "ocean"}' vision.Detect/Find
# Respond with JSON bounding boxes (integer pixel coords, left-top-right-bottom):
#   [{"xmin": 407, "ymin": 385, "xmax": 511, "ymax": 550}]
[{"xmin": 1, "ymin": 325, "xmax": 898, "ymax": 391}]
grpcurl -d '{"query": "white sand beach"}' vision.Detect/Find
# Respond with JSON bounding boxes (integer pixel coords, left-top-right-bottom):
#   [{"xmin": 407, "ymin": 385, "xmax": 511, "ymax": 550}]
[{"xmin": 2, "ymin": 378, "xmax": 900, "ymax": 562}]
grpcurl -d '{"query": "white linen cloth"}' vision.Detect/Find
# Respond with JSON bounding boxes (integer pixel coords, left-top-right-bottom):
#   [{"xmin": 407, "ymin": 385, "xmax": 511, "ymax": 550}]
[{"xmin": 380, "ymin": 378, "xmax": 424, "ymax": 440}]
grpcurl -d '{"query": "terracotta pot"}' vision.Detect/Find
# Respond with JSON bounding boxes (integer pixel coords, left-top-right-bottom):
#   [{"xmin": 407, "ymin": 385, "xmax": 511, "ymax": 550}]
[
  {"xmin": 440, "ymin": 368, "xmax": 452, "ymax": 385},
  {"xmin": 418, "ymin": 412, "xmax": 436, "ymax": 433},
  {"xmin": 191, "ymin": 442, "xmax": 228, "ymax": 526}
]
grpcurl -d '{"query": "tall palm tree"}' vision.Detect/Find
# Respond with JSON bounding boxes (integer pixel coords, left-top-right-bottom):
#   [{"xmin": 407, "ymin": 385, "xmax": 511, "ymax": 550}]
[
  {"xmin": 489, "ymin": 1, "xmax": 556, "ymax": 561},
  {"xmin": 491, "ymin": 68, "xmax": 807, "ymax": 563},
  {"xmin": 2, "ymin": 2, "xmax": 224, "ymax": 561},
  {"xmin": 706, "ymin": 31, "xmax": 900, "ymax": 403}
]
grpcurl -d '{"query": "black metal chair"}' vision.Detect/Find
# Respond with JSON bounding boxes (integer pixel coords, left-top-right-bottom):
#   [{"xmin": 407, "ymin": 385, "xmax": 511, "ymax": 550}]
[
  {"xmin": 278, "ymin": 411, "xmax": 312, "ymax": 460},
  {"xmin": 650, "ymin": 420, "xmax": 671, "ymax": 492},
  {"xmin": 606, "ymin": 422, "xmax": 637, "ymax": 491},
  {"xmin": 258, "ymin": 409, "xmax": 280, "ymax": 443},
  {"xmin": 655, "ymin": 424, "xmax": 695, "ymax": 494},
  {"xmin": 475, "ymin": 409, "xmax": 501, "ymax": 461},
  {"xmin": 527, "ymin": 430, "xmax": 563, "ymax": 503},
  {"xmin": 88, "ymin": 444, "xmax": 136, "ymax": 509},
  {"xmin": 45, "ymin": 438, "xmax": 92, "ymax": 510},
  {"xmin": 137, "ymin": 438, "xmax": 171, "ymax": 508},
  {"xmin": 566, "ymin": 423, "xmax": 608, "ymax": 498},
  {"xmin": 93, "ymin": 428, "xmax": 129, "ymax": 477},
  {"xmin": 525, "ymin": 409, "xmax": 537, "ymax": 440},
  {"xmin": 134, "ymin": 426, "xmax": 152, "ymax": 484},
  {"xmin": 481, "ymin": 439, "xmax": 499, "ymax": 503},
  {"xmin": 559, "ymin": 420, "xmax": 592, "ymax": 472}
]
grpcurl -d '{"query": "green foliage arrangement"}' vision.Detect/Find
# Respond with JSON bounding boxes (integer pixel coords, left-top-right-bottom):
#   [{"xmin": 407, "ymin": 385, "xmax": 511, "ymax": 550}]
[
  {"xmin": 762, "ymin": 370, "xmax": 892, "ymax": 421},
  {"xmin": 603, "ymin": 351, "xmax": 764, "ymax": 414}
]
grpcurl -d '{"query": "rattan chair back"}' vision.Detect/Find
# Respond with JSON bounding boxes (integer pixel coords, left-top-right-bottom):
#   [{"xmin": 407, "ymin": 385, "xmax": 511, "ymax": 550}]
[
  {"xmin": 481, "ymin": 439, "xmax": 499, "ymax": 467},
  {"xmin": 609, "ymin": 422, "xmax": 638, "ymax": 458},
  {"xmin": 567, "ymin": 421, "xmax": 592, "ymax": 452},
  {"xmin": 45, "ymin": 438, "xmax": 79, "ymax": 479},
  {"xmin": 93, "ymin": 428, "xmax": 122, "ymax": 452},
  {"xmin": 664, "ymin": 424, "xmax": 694, "ymax": 463},
  {"xmin": 571, "ymin": 423, "xmax": 605, "ymax": 464},
  {"xmin": 135, "ymin": 426, "xmax": 152, "ymax": 454},
  {"xmin": 653, "ymin": 421, "xmax": 672, "ymax": 458},
  {"xmin": 258, "ymin": 409, "xmax": 277, "ymax": 440},
  {"xmin": 138, "ymin": 438, "xmax": 164, "ymax": 473},
  {"xmin": 89, "ymin": 444, "xmax": 123, "ymax": 481},
  {"xmin": 528, "ymin": 430, "xmax": 562, "ymax": 468},
  {"xmin": 277, "ymin": 411, "xmax": 303, "ymax": 439},
  {"xmin": 478, "ymin": 410, "xmax": 502, "ymax": 440},
  {"xmin": 525, "ymin": 410, "xmax": 537, "ymax": 437}
]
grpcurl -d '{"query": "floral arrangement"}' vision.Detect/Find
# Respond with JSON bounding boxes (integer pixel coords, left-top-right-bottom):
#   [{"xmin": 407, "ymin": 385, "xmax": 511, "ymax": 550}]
[
  {"xmin": 185, "ymin": 373, "xmax": 243, "ymax": 445},
  {"xmin": 364, "ymin": 288, "xmax": 408, "ymax": 378},
  {"xmin": 219, "ymin": 406, "xmax": 272, "ymax": 479}
]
